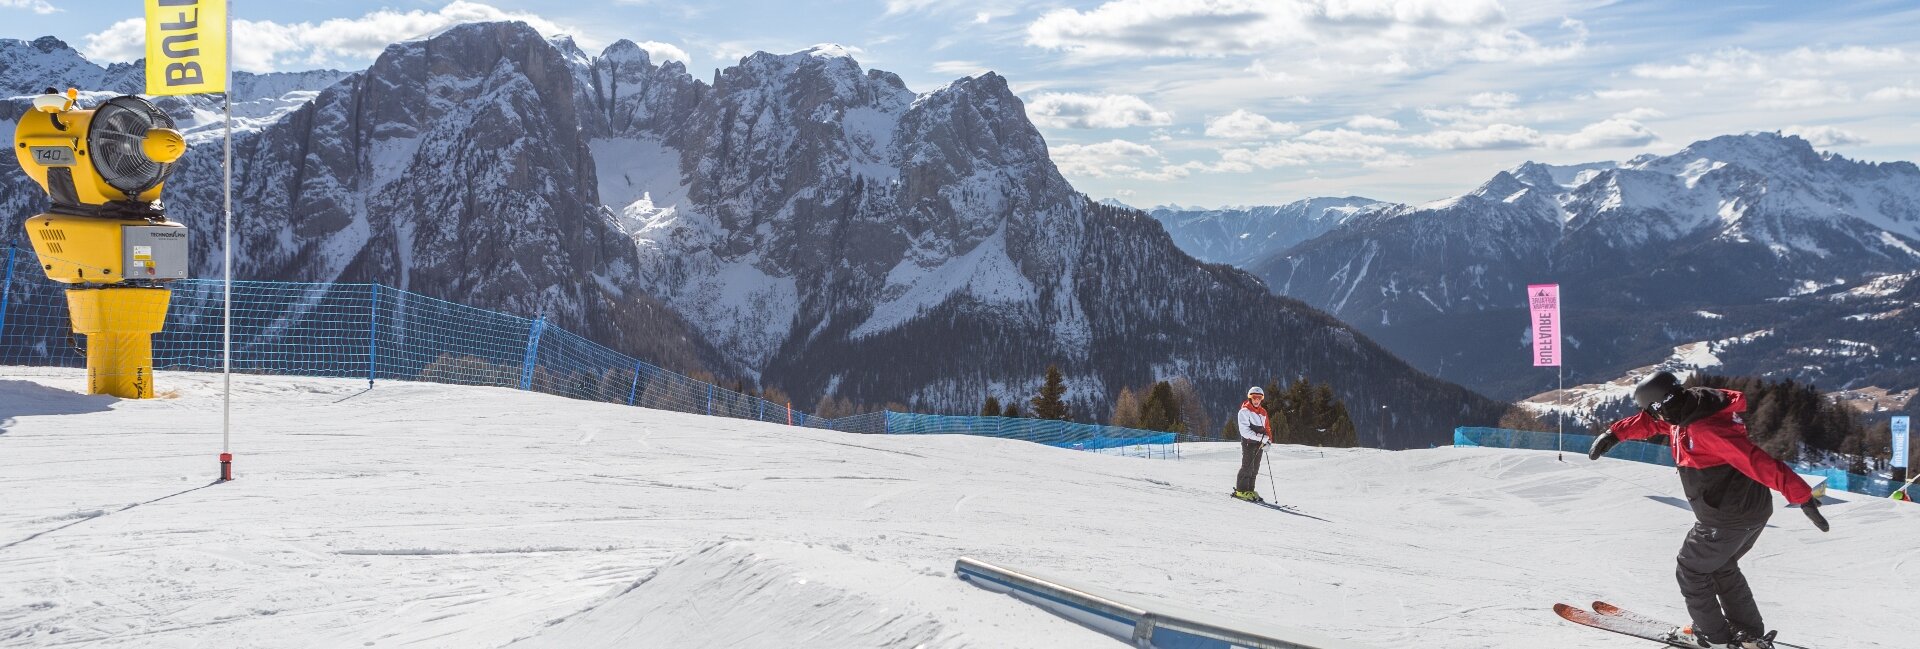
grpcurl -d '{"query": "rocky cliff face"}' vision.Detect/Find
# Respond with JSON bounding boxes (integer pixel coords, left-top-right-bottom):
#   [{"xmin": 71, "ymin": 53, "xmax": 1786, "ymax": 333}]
[{"xmin": 556, "ymin": 36, "xmax": 1500, "ymax": 443}]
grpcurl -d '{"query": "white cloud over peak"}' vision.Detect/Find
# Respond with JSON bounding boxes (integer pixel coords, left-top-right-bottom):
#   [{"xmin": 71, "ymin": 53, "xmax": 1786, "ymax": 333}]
[
  {"xmin": 81, "ymin": 1, "xmax": 649, "ymax": 72},
  {"xmin": 1556, "ymin": 118, "xmax": 1657, "ymax": 149},
  {"xmin": 1631, "ymin": 46, "xmax": 1909, "ymax": 81},
  {"xmin": 1026, "ymin": 0, "xmax": 1583, "ymax": 80},
  {"xmin": 1346, "ymin": 115, "xmax": 1402, "ymax": 130},
  {"xmin": 1866, "ymin": 84, "xmax": 1920, "ymax": 101},
  {"xmin": 1027, "ymin": 93, "xmax": 1174, "ymax": 129},
  {"xmin": 1468, "ymin": 91, "xmax": 1518, "ymax": 108},
  {"xmin": 0, "ymin": 0, "xmax": 57, "ymax": 14},
  {"xmin": 1757, "ymin": 78, "xmax": 1849, "ymax": 108},
  {"xmin": 1782, "ymin": 125, "xmax": 1866, "ymax": 148},
  {"xmin": 1204, "ymin": 110, "xmax": 1301, "ymax": 139},
  {"xmin": 1052, "ymin": 139, "xmax": 1199, "ymax": 181},
  {"xmin": 1410, "ymin": 123, "xmax": 1543, "ymax": 150}
]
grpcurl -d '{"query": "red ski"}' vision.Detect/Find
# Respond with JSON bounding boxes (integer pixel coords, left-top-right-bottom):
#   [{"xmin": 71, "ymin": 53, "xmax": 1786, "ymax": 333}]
[{"xmin": 1591, "ymin": 602, "xmax": 1812, "ymax": 649}]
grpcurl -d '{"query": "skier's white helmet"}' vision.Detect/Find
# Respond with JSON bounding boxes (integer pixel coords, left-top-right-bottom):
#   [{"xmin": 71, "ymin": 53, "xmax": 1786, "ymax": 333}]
[{"xmin": 1247, "ymin": 386, "xmax": 1264, "ymax": 397}]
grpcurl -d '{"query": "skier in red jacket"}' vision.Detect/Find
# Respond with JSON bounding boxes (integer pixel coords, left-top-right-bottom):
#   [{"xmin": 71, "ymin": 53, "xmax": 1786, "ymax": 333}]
[{"xmin": 1589, "ymin": 371, "xmax": 1829, "ymax": 649}]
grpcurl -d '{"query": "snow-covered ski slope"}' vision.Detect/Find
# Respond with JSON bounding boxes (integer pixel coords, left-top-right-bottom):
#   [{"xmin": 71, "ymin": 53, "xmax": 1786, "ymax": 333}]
[{"xmin": 1, "ymin": 368, "xmax": 1911, "ymax": 648}]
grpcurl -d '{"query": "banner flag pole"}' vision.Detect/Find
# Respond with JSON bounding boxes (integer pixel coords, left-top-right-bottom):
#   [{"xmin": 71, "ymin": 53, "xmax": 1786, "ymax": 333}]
[
  {"xmin": 1527, "ymin": 283, "xmax": 1563, "ymax": 459},
  {"xmin": 144, "ymin": 0, "xmax": 232, "ymax": 480}
]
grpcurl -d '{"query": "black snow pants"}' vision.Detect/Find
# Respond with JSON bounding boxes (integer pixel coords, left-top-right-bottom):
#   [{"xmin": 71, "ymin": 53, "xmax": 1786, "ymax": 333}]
[
  {"xmin": 1235, "ymin": 440, "xmax": 1263, "ymax": 493},
  {"xmin": 1676, "ymin": 522, "xmax": 1766, "ymax": 643}
]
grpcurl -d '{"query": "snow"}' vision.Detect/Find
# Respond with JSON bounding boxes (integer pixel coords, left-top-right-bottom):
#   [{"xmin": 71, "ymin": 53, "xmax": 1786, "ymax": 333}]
[
  {"xmin": 589, "ymin": 136, "xmax": 690, "ymax": 213},
  {"xmin": 852, "ymin": 229, "xmax": 1037, "ymax": 339},
  {"xmin": 3, "ymin": 369, "xmax": 1911, "ymax": 648},
  {"xmin": 1694, "ymin": 310, "xmax": 1723, "ymax": 319}
]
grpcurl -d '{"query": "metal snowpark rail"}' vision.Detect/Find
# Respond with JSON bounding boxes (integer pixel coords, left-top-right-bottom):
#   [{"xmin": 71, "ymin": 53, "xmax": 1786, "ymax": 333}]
[
  {"xmin": 1, "ymin": 241, "xmax": 1186, "ymax": 457},
  {"xmin": 1454, "ymin": 427, "xmax": 1911, "ymax": 499}
]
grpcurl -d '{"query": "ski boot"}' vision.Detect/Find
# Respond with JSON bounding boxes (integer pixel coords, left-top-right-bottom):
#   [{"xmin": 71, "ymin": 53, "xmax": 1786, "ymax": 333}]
[
  {"xmin": 1731, "ymin": 630, "xmax": 1777, "ymax": 649},
  {"xmin": 1231, "ymin": 490, "xmax": 1265, "ymax": 503},
  {"xmin": 1663, "ymin": 626, "xmax": 1721, "ymax": 648}
]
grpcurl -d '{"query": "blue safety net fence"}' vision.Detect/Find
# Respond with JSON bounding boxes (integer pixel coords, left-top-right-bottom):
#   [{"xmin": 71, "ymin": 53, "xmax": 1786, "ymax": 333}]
[
  {"xmin": 1455, "ymin": 427, "xmax": 1909, "ymax": 498},
  {"xmin": 1, "ymin": 241, "xmax": 1186, "ymax": 459}
]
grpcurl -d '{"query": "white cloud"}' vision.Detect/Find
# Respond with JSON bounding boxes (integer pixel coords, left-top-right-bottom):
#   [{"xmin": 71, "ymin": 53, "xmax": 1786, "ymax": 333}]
[
  {"xmin": 1610, "ymin": 107, "xmax": 1664, "ymax": 121},
  {"xmin": 1631, "ymin": 49, "xmax": 1766, "ymax": 79},
  {"xmin": 633, "ymin": 41, "xmax": 693, "ymax": 67},
  {"xmin": 1757, "ymin": 78, "xmax": 1849, "ymax": 108},
  {"xmin": 1220, "ymin": 138, "xmax": 1397, "ymax": 168},
  {"xmin": 0, "ymin": 0, "xmax": 56, "ymax": 14},
  {"xmin": 1203, "ymin": 109, "xmax": 1300, "ymax": 139},
  {"xmin": 1555, "ymin": 118, "xmax": 1657, "ymax": 149},
  {"xmin": 1468, "ymin": 91, "xmax": 1517, "ymax": 108},
  {"xmin": 1026, "ymin": 0, "xmax": 1584, "ymax": 79},
  {"xmin": 1028, "ymin": 93, "xmax": 1174, "ymax": 129},
  {"xmin": 83, "ymin": 1, "xmax": 637, "ymax": 72},
  {"xmin": 1631, "ymin": 46, "xmax": 1909, "ymax": 80},
  {"xmin": 1410, "ymin": 123, "xmax": 1543, "ymax": 150},
  {"xmin": 1782, "ymin": 125, "xmax": 1866, "ymax": 147},
  {"xmin": 1051, "ymin": 139, "xmax": 1162, "ymax": 178},
  {"xmin": 931, "ymin": 60, "xmax": 991, "ymax": 77},
  {"xmin": 1345, "ymin": 115, "xmax": 1402, "ymax": 130},
  {"xmin": 1866, "ymin": 84, "xmax": 1920, "ymax": 101},
  {"xmin": 1592, "ymin": 88, "xmax": 1658, "ymax": 100}
]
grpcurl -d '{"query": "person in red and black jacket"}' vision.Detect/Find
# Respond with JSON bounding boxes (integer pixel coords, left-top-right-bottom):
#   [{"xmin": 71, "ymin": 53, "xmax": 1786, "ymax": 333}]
[{"xmin": 1589, "ymin": 371, "xmax": 1830, "ymax": 649}]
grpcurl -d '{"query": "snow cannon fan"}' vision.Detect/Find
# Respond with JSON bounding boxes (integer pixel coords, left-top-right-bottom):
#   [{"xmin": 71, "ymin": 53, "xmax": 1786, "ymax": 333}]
[{"xmin": 14, "ymin": 88, "xmax": 191, "ymax": 399}]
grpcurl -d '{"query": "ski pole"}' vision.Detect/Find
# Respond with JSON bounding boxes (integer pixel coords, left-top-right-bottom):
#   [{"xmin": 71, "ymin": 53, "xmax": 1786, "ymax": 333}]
[{"xmin": 1263, "ymin": 443, "xmax": 1277, "ymax": 500}]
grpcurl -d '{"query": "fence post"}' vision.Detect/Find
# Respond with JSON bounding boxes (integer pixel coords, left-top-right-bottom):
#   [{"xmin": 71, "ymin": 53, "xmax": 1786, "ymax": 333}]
[
  {"xmin": 706, "ymin": 384, "xmax": 713, "ymax": 416},
  {"xmin": 367, "ymin": 284, "xmax": 379, "ymax": 388},
  {"xmin": 786, "ymin": 401, "xmax": 792, "ymax": 426},
  {"xmin": 626, "ymin": 361, "xmax": 641, "ymax": 406},
  {"xmin": 519, "ymin": 316, "xmax": 546, "ymax": 391},
  {"xmin": 0, "ymin": 242, "xmax": 15, "ymax": 339}
]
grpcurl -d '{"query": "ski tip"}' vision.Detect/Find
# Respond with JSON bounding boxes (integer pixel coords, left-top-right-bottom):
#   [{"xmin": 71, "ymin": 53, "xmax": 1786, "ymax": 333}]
[
  {"xmin": 1552, "ymin": 603, "xmax": 1583, "ymax": 617},
  {"xmin": 1592, "ymin": 601, "xmax": 1622, "ymax": 615}
]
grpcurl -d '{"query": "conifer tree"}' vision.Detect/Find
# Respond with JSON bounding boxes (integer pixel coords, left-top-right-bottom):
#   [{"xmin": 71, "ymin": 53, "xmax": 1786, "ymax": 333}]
[
  {"xmin": 981, "ymin": 395, "xmax": 1002, "ymax": 417},
  {"xmin": 1002, "ymin": 402, "xmax": 1021, "ymax": 418},
  {"xmin": 1030, "ymin": 365, "xmax": 1071, "ymax": 421},
  {"xmin": 1137, "ymin": 381, "xmax": 1182, "ymax": 432}
]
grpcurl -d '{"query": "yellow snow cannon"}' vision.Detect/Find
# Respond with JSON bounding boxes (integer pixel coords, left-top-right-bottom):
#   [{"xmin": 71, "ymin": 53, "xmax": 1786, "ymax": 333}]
[{"xmin": 14, "ymin": 88, "xmax": 190, "ymax": 398}]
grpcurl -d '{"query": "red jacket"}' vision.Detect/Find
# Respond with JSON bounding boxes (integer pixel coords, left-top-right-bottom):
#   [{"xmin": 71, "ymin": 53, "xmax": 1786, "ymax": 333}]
[{"xmin": 1610, "ymin": 389, "xmax": 1812, "ymax": 525}]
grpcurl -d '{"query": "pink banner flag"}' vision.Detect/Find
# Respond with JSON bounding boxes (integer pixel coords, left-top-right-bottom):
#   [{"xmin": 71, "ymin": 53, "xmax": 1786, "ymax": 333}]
[{"xmin": 1528, "ymin": 284, "xmax": 1561, "ymax": 367}]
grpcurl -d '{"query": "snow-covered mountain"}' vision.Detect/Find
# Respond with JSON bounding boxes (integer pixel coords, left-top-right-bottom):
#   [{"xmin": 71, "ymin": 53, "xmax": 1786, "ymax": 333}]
[
  {"xmin": 0, "ymin": 24, "xmax": 1504, "ymax": 442},
  {"xmin": 0, "ymin": 36, "xmax": 350, "ymax": 137},
  {"xmin": 1241, "ymin": 133, "xmax": 1920, "ymax": 399},
  {"xmin": 1148, "ymin": 198, "xmax": 1391, "ymax": 266},
  {"xmin": 0, "ymin": 27, "xmax": 715, "ymax": 373},
  {"xmin": 552, "ymin": 32, "xmax": 1500, "ymax": 441}
]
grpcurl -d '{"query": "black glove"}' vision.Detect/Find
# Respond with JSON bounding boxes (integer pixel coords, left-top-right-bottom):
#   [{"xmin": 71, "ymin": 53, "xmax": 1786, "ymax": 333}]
[
  {"xmin": 1588, "ymin": 431, "xmax": 1620, "ymax": 460},
  {"xmin": 1800, "ymin": 498, "xmax": 1829, "ymax": 532}
]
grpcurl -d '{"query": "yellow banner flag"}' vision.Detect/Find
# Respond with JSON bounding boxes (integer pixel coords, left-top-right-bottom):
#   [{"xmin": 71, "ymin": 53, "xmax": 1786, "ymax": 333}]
[{"xmin": 145, "ymin": 0, "xmax": 227, "ymax": 95}]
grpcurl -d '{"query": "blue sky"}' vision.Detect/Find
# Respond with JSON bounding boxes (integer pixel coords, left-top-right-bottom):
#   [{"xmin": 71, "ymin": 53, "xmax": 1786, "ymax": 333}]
[{"xmin": 10, "ymin": 0, "xmax": 1920, "ymax": 207}]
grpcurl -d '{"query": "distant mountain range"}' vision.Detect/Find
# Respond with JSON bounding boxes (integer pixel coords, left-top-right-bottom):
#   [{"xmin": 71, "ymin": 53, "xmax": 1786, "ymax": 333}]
[
  {"xmin": 1149, "ymin": 134, "xmax": 1920, "ymax": 409},
  {"xmin": 0, "ymin": 24, "xmax": 1503, "ymax": 446}
]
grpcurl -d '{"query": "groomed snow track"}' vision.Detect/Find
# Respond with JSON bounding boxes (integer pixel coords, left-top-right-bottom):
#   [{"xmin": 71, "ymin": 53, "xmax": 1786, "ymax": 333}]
[{"xmin": 1, "ymin": 368, "xmax": 1912, "ymax": 648}]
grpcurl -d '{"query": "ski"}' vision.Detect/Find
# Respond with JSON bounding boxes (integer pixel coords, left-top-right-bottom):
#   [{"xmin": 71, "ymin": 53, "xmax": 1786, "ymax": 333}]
[
  {"xmin": 1556, "ymin": 603, "xmax": 1702, "ymax": 647},
  {"xmin": 1593, "ymin": 602, "xmax": 1813, "ymax": 649}
]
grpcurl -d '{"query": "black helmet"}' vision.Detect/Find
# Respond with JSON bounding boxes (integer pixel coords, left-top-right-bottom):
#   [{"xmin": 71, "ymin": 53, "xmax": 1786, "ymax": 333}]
[{"xmin": 1633, "ymin": 371, "xmax": 1683, "ymax": 414}]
